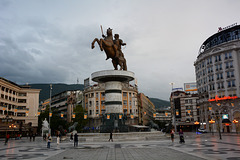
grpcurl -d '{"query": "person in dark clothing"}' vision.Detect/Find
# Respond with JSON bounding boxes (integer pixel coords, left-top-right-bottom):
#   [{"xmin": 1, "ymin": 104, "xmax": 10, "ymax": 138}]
[
  {"xmin": 179, "ymin": 129, "xmax": 185, "ymax": 143},
  {"xmin": 47, "ymin": 134, "xmax": 52, "ymax": 148},
  {"xmin": 170, "ymin": 129, "xmax": 174, "ymax": 143},
  {"xmin": 70, "ymin": 133, "xmax": 73, "ymax": 142},
  {"xmin": 5, "ymin": 134, "xmax": 10, "ymax": 145},
  {"xmin": 29, "ymin": 132, "xmax": 32, "ymax": 142},
  {"xmin": 33, "ymin": 133, "xmax": 36, "ymax": 141},
  {"xmin": 108, "ymin": 132, "xmax": 113, "ymax": 142},
  {"xmin": 74, "ymin": 133, "xmax": 78, "ymax": 147}
]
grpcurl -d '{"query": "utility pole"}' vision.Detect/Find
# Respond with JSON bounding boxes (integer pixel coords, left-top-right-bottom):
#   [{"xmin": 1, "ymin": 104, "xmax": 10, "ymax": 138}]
[{"xmin": 49, "ymin": 84, "xmax": 52, "ymax": 135}]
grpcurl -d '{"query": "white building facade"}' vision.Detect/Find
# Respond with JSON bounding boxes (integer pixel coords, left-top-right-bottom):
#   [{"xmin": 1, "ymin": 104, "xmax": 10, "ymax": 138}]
[{"xmin": 194, "ymin": 24, "xmax": 240, "ymax": 133}]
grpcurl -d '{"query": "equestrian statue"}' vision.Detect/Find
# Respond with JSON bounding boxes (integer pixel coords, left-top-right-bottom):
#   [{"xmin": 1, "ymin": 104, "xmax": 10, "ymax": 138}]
[{"xmin": 91, "ymin": 26, "xmax": 127, "ymax": 70}]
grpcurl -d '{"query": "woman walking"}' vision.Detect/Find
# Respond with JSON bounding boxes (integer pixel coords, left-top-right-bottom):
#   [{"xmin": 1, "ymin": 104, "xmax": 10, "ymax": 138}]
[{"xmin": 170, "ymin": 129, "xmax": 174, "ymax": 143}]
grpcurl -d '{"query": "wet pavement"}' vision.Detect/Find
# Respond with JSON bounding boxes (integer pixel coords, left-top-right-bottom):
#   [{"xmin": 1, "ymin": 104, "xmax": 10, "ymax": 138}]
[{"xmin": 0, "ymin": 133, "xmax": 239, "ymax": 160}]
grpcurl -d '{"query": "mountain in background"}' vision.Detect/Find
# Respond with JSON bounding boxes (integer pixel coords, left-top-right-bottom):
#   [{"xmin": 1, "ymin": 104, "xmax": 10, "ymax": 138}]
[
  {"xmin": 29, "ymin": 84, "xmax": 170, "ymax": 107},
  {"xmin": 149, "ymin": 98, "xmax": 170, "ymax": 109},
  {"xmin": 29, "ymin": 83, "xmax": 84, "ymax": 102}
]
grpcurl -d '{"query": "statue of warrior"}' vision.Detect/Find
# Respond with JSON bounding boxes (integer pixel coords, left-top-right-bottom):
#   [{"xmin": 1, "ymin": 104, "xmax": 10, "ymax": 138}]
[{"xmin": 91, "ymin": 26, "xmax": 127, "ymax": 70}]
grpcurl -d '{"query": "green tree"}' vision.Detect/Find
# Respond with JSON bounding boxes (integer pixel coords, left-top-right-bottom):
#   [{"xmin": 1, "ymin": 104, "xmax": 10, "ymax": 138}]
[
  {"xmin": 37, "ymin": 105, "xmax": 67, "ymax": 135},
  {"xmin": 72, "ymin": 105, "xmax": 88, "ymax": 132}
]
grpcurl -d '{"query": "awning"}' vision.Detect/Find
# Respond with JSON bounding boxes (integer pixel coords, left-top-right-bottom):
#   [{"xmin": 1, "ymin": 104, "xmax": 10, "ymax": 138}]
[{"xmin": 222, "ymin": 119, "xmax": 231, "ymax": 124}]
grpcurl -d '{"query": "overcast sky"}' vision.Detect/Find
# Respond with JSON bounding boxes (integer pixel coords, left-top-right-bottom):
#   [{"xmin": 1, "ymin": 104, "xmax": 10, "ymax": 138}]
[{"xmin": 0, "ymin": 0, "xmax": 239, "ymax": 100}]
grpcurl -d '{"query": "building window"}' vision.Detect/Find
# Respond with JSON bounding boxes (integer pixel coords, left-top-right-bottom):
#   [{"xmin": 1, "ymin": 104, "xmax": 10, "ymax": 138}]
[
  {"xmin": 101, "ymin": 92, "xmax": 105, "ymax": 97},
  {"xmin": 101, "ymin": 109, "xmax": 105, "ymax": 114},
  {"xmin": 101, "ymin": 100, "xmax": 105, "ymax": 105},
  {"xmin": 123, "ymin": 100, "xmax": 127, "ymax": 105},
  {"xmin": 228, "ymin": 80, "xmax": 236, "ymax": 88},
  {"xmin": 89, "ymin": 101, "xmax": 92, "ymax": 107},
  {"xmin": 123, "ymin": 92, "xmax": 127, "ymax": 97},
  {"xmin": 225, "ymin": 52, "xmax": 232, "ymax": 59}
]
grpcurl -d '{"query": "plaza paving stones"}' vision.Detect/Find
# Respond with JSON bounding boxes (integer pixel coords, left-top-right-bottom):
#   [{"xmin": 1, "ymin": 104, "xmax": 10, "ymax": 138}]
[{"xmin": 0, "ymin": 133, "xmax": 240, "ymax": 160}]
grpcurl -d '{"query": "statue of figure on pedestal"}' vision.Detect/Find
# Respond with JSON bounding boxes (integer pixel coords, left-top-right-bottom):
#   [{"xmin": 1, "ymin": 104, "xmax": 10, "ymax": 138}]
[
  {"xmin": 42, "ymin": 118, "xmax": 49, "ymax": 130},
  {"xmin": 42, "ymin": 118, "xmax": 49, "ymax": 136},
  {"xmin": 91, "ymin": 26, "xmax": 127, "ymax": 70}
]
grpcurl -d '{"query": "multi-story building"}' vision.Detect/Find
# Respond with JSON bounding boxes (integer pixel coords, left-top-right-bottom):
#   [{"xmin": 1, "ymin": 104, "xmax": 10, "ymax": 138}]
[
  {"xmin": 0, "ymin": 77, "xmax": 40, "ymax": 135},
  {"xmin": 84, "ymin": 83, "xmax": 138, "ymax": 130},
  {"xmin": 170, "ymin": 91, "xmax": 199, "ymax": 132},
  {"xmin": 194, "ymin": 24, "xmax": 240, "ymax": 132},
  {"xmin": 154, "ymin": 107, "xmax": 172, "ymax": 125},
  {"xmin": 49, "ymin": 90, "xmax": 83, "ymax": 123},
  {"xmin": 138, "ymin": 93, "xmax": 156, "ymax": 126}
]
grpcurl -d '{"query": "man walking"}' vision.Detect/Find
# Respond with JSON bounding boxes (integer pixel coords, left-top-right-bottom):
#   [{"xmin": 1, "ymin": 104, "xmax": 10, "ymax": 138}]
[
  {"xmin": 74, "ymin": 133, "xmax": 78, "ymax": 147},
  {"xmin": 47, "ymin": 134, "xmax": 52, "ymax": 148},
  {"xmin": 108, "ymin": 131, "xmax": 113, "ymax": 142}
]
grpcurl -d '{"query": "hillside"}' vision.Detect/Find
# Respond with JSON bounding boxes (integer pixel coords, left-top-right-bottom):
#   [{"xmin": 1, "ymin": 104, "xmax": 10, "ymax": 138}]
[
  {"xmin": 29, "ymin": 83, "xmax": 170, "ymax": 107},
  {"xmin": 29, "ymin": 83, "xmax": 84, "ymax": 102},
  {"xmin": 149, "ymin": 98, "xmax": 170, "ymax": 109}
]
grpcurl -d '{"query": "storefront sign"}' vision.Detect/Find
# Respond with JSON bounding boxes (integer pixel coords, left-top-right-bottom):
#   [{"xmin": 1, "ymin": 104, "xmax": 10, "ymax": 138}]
[
  {"xmin": 218, "ymin": 23, "xmax": 237, "ymax": 32},
  {"xmin": 208, "ymin": 95, "xmax": 238, "ymax": 102}
]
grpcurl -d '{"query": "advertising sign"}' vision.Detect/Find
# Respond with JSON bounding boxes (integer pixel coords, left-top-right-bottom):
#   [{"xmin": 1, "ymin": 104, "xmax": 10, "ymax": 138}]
[
  {"xmin": 222, "ymin": 114, "xmax": 229, "ymax": 119},
  {"xmin": 184, "ymin": 83, "xmax": 197, "ymax": 93}
]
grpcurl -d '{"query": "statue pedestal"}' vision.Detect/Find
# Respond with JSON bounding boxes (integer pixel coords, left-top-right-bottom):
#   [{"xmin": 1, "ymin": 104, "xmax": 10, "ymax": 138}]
[{"xmin": 91, "ymin": 70, "xmax": 134, "ymax": 133}]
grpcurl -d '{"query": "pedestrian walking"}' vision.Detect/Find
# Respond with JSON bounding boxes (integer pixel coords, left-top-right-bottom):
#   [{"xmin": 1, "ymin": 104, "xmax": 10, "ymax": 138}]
[
  {"xmin": 32, "ymin": 133, "xmax": 36, "ymax": 142},
  {"xmin": 57, "ymin": 136, "xmax": 60, "ymax": 145},
  {"xmin": 170, "ymin": 129, "xmax": 174, "ymax": 143},
  {"xmin": 70, "ymin": 133, "xmax": 73, "ymax": 142},
  {"xmin": 74, "ymin": 133, "xmax": 78, "ymax": 147},
  {"xmin": 5, "ymin": 133, "xmax": 10, "ymax": 145},
  {"xmin": 108, "ymin": 131, "xmax": 113, "ymax": 142},
  {"xmin": 179, "ymin": 129, "xmax": 185, "ymax": 143},
  {"xmin": 47, "ymin": 134, "xmax": 52, "ymax": 148},
  {"xmin": 29, "ymin": 132, "xmax": 32, "ymax": 142}
]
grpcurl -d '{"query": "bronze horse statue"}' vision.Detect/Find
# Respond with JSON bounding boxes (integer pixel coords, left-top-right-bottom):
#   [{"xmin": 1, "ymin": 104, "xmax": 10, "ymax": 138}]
[{"xmin": 91, "ymin": 28, "xmax": 127, "ymax": 70}]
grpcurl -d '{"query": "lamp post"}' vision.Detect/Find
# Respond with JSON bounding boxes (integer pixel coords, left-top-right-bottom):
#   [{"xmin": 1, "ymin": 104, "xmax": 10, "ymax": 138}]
[
  {"xmin": 232, "ymin": 119, "xmax": 239, "ymax": 134},
  {"xmin": 49, "ymin": 84, "xmax": 52, "ymax": 135},
  {"xmin": 9, "ymin": 124, "xmax": 17, "ymax": 138},
  {"xmin": 214, "ymin": 111, "xmax": 222, "ymax": 140},
  {"xmin": 209, "ymin": 119, "xmax": 215, "ymax": 135}
]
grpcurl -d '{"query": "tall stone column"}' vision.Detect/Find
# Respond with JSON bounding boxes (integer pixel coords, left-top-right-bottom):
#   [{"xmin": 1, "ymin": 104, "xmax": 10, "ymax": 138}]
[
  {"xmin": 91, "ymin": 70, "xmax": 134, "ymax": 132},
  {"xmin": 105, "ymin": 81, "xmax": 122, "ymax": 113}
]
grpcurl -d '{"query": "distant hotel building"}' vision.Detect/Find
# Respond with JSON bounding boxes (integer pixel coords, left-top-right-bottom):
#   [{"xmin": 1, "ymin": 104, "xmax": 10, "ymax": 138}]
[
  {"xmin": 194, "ymin": 24, "xmax": 240, "ymax": 132},
  {"xmin": 0, "ymin": 77, "xmax": 40, "ymax": 135}
]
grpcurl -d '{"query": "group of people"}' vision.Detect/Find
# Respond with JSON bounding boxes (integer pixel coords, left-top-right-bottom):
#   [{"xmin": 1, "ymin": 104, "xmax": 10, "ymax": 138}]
[
  {"xmin": 70, "ymin": 133, "xmax": 79, "ymax": 147},
  {"xmin": 44, "ymin": 133, "xmax": 61, "ymax": 148},
  {"xmin": 170, "ymin": 129, "xmax": 185, "ymax": 143}
]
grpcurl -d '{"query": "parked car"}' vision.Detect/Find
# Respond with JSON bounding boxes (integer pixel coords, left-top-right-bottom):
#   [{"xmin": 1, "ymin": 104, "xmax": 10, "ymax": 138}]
[{"xmin": 198, "ymin": 128, "xmax": 207, "ymax": 133}]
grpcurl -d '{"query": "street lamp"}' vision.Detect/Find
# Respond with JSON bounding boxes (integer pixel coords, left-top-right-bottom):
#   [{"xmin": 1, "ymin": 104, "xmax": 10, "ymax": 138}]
[
  {"xmin": 209, "ymin": 119, "xmax": 215, "ymax": 135},
  {"xmin": 169, "ymin": 82, "xmax": 175, "ymax": 91},
  {"xmin": 232, "ymin": 119, "xmax": 239, "ymax": 134},
  {"xmin": 9, "ymin": 124, "xmax": 17, "ymax": 138},
  {"xmin": 214, "ymin": 111, "xmax": 222, "ymax": 140},
  {"xmin": 49, "ymin": 84, "xmax": 52, "ymax": 135}
]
